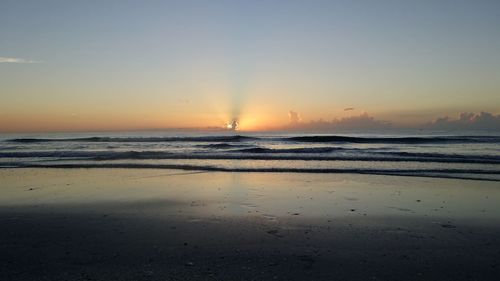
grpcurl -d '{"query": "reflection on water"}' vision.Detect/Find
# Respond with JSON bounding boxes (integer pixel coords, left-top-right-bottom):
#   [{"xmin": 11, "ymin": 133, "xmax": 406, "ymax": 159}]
[{"xmin": 1, "ymin": 169, "xmax": 499, "ymax": 224}]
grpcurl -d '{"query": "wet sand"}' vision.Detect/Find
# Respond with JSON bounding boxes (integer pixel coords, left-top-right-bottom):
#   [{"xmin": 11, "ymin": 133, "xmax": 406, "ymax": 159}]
[{"xmin": 1, "ymin": 168, "xmax": 499, "ymax": 280}]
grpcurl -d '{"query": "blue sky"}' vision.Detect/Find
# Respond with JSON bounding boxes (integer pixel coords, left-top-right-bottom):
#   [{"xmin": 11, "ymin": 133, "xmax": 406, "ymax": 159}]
[{"xmin": 1, "ymin": 0, "xmax": 499, "ymax": 131}]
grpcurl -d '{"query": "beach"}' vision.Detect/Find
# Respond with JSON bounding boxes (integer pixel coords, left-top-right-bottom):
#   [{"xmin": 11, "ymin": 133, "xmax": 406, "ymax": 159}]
[
  {"xmin": 1, "ymin": 168, "xmax": 499, "ymax": 280},
  {"xmin": 3, "ymin": 0, "xmax": 500, "ymax": 279}
]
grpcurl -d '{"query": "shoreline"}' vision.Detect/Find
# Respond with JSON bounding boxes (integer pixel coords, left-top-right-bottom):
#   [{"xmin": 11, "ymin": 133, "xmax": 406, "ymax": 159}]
[
  {"xmin": 1, "ymin": 168, "xmax": 499, "ymax": 280},
  {"xmin": 2, "ymin": 165, "xmax": 499, "ymax": 182}
]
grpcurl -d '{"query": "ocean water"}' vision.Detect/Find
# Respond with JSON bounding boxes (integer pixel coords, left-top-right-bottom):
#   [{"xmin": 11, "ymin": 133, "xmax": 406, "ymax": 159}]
[{"xmin": 0, "ymin": 131, "xmax": 499, "ymax": 181}]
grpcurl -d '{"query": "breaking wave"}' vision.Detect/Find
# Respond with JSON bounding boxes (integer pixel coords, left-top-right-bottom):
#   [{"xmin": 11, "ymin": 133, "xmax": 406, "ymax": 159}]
[
  {"xmin": 2, "ymin": 162, "xmax": 498, "ymax": 181},
  {"xmin": 7, "ymin": 135, "xmax": 257, "ymax": 143},
  {"xmin": 283, "ymin": 135, "xmax": 500, "ymax": 144},
  {"xmin": 6, "ymin": 135, "xmax": 500, "ymax": 144},
  {"xmin": 2, "ymin": 133, "xmax": 499, "ymax": 181},
  {"xmin": 1, "ymin": 150, "xmax": 500, "ymax": 164}
]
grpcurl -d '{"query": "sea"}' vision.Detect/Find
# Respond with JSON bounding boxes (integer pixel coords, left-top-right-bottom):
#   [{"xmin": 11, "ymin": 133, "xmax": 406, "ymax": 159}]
[{"xmin": 0, "ymin": 131, "xmax": 499, "ymax": 181}]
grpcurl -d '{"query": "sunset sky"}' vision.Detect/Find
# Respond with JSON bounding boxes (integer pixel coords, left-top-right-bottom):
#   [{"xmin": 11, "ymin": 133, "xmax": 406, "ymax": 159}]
[{"xmin": 1, "ymin": 0, "xmax": 499, "ymax": 132}]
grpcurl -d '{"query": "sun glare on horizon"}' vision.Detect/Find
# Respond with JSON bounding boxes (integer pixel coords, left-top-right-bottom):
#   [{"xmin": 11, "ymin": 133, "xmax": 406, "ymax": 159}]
[{"xmin": 225, "ymin": 119, "xmax": 239, "ymax": 131}]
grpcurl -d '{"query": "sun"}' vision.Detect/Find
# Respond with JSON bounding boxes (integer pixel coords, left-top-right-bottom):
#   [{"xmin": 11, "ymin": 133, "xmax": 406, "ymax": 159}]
[{"xmin": 225, "ymin": 119, "xmax": 239, "ymax": 131}]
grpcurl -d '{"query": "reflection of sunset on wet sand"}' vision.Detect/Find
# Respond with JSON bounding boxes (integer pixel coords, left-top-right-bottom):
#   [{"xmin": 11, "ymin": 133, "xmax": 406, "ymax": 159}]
[{"xmin": 2, "ymin": 169, "xmax": 500, "ymax": 280}]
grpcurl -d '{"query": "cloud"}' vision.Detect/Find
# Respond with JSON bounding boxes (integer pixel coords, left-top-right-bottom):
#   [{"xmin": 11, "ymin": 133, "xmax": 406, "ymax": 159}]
[
  {"xmin": 344, "ymin": 107, "xmax": 355, "ymax": 111},
  {"xmin": 286, "ymin": 112, "xmax": 392, "ymax": 131},
  {"xmin": 0, "ymin": 57, "xmax": 40, "ymax": 64},
  {"xmin": 334, "ymin": 112, "xmax": 392, "ymax": 130},
  {"xmin": 426, "ymin": 112, "xmax": 500, "ymax": 130},
  {"xmin": 288, "ymin": 110, "xmax": 301, "ymax": 125}
]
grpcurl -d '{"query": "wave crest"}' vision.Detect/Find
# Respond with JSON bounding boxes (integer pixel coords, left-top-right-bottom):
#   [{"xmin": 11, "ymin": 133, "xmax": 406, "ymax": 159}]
[{"xmin": 2, "ymin": 163, "xmax": 498, "ymax": 181}]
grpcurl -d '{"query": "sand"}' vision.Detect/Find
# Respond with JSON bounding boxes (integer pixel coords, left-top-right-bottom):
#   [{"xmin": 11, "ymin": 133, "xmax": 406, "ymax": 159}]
[{"xmin": 1, "ymin": 168, "xmax": 499, "ymax": 280}]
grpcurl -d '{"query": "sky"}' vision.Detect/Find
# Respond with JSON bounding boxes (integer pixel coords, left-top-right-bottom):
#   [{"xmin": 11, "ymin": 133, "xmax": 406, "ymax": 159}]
[{"xmin": 1, "ymin": 0, "xmax": 499, "ymax": 132}]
